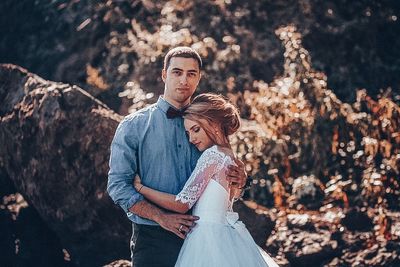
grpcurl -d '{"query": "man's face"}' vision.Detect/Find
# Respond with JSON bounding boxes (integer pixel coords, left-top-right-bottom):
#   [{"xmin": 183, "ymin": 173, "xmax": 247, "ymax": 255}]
[{"xmin": 162, "ymin": 57, "xmax": 201, "ymax": 108}]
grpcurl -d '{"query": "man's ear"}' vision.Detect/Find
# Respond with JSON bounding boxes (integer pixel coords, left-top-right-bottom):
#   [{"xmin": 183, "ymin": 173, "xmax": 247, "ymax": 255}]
[
  {"xmin": 195, "ymin": 72, "xmax": 202, "ymax": 86},
  {"xmin": 162, "ymin": 69, "xmax": 166, "ymax": 82}
]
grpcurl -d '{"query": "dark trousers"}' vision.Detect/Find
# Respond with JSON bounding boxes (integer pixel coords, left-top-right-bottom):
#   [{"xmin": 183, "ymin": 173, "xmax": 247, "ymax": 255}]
[{"xmin": 131, "ymin": 223, "xmax": 184, "ymax": 267}]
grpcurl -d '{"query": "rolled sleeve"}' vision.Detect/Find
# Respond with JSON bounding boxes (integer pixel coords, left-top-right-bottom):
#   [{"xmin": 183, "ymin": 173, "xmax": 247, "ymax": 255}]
[{"xmin": 107, "ymin": 119, "xmax": 143, "ymax": 213}]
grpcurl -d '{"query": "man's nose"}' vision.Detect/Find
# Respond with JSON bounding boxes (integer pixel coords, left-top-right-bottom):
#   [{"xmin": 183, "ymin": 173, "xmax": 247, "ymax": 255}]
[{"xmin": 179, "ymin": 74, "xmax": 188, "ymax": 85}]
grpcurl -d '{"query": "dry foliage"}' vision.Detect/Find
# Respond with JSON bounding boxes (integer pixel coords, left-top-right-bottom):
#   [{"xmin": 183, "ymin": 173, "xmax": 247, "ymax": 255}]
[{"xmin": 229, "ymin": 26, "xmax": 399, "ymax": 217}]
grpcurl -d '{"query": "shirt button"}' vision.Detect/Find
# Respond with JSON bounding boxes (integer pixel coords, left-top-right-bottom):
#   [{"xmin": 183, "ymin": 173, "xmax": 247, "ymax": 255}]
[{"xmin": 178, "ymin": 144, "xmax": 181, "ymax": 148}]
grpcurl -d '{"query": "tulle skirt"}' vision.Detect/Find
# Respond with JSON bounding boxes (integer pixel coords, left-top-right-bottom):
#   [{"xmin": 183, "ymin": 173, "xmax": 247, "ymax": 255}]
[{"xmin": 175, "ymin": 221, "xmax": 279, "ymax": 267}]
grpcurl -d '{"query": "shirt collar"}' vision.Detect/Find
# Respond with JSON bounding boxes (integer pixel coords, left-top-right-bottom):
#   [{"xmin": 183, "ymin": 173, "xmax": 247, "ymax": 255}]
[{"xmin": 156, "ymin": 96, "xmax": 189, "ymax": 114}]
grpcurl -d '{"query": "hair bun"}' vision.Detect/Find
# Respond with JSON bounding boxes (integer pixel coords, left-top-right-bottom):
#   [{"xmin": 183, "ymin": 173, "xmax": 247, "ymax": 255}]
[
  {"xmin": 184, "ymin": 93, "xmax": 241, "ymax": 140},
  {"xmin": 223, "ymin": 103, "xmax": 241, "ymax": 135}
]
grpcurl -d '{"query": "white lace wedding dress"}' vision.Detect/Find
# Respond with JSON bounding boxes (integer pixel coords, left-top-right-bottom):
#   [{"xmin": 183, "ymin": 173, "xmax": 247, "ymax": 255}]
[{"xmin": 174, "ymin": 145, "xmax": 279, "ymax": 267}]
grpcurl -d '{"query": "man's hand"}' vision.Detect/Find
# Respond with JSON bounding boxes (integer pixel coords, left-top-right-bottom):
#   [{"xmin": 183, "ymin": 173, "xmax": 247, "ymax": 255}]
[
  {"xmin": 157, "ymin": 212, "xmax": 199, "ymax": 239},
  {"xmin": 226, "ymin": 158, "xmax": 247, "ymax": 189},
  {"xmin": 130, "ymin": 200, "xmax": 199, "ymax": 239}
]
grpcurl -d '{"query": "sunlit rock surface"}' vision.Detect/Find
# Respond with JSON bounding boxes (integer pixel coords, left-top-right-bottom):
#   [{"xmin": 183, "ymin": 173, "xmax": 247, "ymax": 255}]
[{"xmin": 0, "ymin": 64, "xmax": 130, "ymax": 266}]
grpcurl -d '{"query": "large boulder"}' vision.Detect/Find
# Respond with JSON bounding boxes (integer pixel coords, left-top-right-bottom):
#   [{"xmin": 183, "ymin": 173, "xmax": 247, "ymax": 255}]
[{"xmin": 0, "ymin": 64, "xmax": 130, "ymax": 266}]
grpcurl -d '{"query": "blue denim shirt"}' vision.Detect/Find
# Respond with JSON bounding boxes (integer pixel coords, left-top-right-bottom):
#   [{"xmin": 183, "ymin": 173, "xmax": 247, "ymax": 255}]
[{"xmin": 107, "ymin": 96, "xmax": 201, "ymax": 225}]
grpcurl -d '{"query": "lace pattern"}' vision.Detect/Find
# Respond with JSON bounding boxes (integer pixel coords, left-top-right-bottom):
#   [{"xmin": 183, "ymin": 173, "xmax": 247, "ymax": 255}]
[{"xmin": 175, "ymin": 146, "xmax": 232, "ymax": 208}]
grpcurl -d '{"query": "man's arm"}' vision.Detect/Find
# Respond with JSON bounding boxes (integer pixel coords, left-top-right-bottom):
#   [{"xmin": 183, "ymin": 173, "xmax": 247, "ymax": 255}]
[
  {"xmin": 129, "ymin": 200, "xmax": 197, "ymax": 239},
  {"xmin": 108, "ymin": 119, "xmax": 197, "ymax": 238},
  {"xmin": 107, "ymin": 119, "xmax": 145, "ymax": 212}
]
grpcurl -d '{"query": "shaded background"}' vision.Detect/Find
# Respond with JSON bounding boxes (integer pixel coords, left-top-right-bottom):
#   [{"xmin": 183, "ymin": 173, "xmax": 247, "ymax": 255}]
[
  {"xmin": 1, "ymin": 0, "xmax": 400, "ymax": 266},
  {"xmin": 1, "ymin": 0, "xmax": 399, "ymax": 110}
]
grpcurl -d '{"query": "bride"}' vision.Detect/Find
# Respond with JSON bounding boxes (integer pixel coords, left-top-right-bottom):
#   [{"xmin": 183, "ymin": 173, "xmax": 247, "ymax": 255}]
[{"xmin": 134, "ymin": 93, "xmax": 279, "ymax": 267}]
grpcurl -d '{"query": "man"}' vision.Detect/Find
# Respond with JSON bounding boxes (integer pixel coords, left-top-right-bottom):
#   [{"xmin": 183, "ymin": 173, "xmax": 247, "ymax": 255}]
[{"xmin": 107, "ymin": 47, "xmax": 246, "ymax": 267}]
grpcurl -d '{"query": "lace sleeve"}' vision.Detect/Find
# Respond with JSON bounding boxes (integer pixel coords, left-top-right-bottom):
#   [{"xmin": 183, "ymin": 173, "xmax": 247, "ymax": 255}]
[{"xmin": 175, "ymin": 147, "xmax": 224, "ymax": 208}]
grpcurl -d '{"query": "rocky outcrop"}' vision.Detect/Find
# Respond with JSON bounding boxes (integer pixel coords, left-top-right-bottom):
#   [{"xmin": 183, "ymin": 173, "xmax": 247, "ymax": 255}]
[
  {"xmin": 0, "ymin": 64, "xmax": 130, "ymax": 266},
  {"xmin": 266, "ymin": 209, "xmax": 400, "ymax": 267}
]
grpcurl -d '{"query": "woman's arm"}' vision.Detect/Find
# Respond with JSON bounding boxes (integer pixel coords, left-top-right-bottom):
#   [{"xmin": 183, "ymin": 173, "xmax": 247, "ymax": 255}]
[
  {"xmin": 138, "ymin": 185, "xmax": 190, "ymax": 214},
  {"xmin": 135, "ymin": 149, "xmax": 222, "ymax": 214}
]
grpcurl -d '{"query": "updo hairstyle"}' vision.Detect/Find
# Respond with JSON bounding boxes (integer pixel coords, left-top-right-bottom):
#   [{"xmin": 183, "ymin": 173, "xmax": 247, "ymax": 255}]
[{"xmin": 183, "ymin": 93, "xmax": 241, "ymax": 146}]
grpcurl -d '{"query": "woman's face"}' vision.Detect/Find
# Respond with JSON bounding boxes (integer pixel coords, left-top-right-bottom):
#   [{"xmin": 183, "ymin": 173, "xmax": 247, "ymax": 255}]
[{"xmin": 184, "ymin": 118, "xmax": 214, "ymax": 151}]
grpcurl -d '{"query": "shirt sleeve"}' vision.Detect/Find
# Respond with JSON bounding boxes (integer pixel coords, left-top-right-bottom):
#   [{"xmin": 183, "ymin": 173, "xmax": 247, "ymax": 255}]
[
  {"xmin": 107, "ymin": 117, "xmax": 144, "ymax": 213},
  {"xmin": 175, "ymin": 148, "xmax": 224, "ymax": 208}
]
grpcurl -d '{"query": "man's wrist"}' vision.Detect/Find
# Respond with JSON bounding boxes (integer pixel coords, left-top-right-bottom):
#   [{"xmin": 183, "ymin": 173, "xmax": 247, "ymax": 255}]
[
  {"xmin": 152, "ymin": 207, "xmax": 166, "ymax": 223},
  {"xmin": 128, "ymin": 199, "xmax": 165, "ymax": 224}
]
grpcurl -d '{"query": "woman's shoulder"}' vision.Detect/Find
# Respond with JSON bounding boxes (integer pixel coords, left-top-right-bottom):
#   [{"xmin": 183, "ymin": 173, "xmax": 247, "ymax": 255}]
[
  {"xmin": 199, "ymin": 145, "xmax": 234, "ymax": 163},
  {"xmin": 215, "ymin": 145, "xmax": 235, "ymax": 158}
]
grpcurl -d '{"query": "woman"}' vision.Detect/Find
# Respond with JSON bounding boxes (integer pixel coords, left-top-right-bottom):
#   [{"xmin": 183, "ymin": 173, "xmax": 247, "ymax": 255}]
[{"xmin": 134, "ymin": 93, "xmax": 279, "ymax": 267}]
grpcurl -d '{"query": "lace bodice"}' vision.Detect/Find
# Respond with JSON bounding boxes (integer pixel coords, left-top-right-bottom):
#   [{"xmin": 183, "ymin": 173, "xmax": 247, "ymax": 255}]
[
  {"xmin": 175, "ymin": 145, "xmax": 234, "ymax": 209},
  {"xmin": 174, "ymin": 146, "xmax": 280, "ymax": 267}
]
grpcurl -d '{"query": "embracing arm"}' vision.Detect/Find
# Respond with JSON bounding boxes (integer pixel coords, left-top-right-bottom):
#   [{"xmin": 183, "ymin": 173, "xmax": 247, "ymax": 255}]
[
  {"xmin": 107, "ymin": 119, "xmax": 144, "ymax": 213},
  {"xmin": 135, "ymin": 185, "xmax": 190, "ymax": 214},
  {"xmin": 135, "ymin": 148, "xmax": 223, "ymax": 214},
  {"xmin": 107, "ymin": 119, "xmax": 197, "ymax": 238},
  {"xmin": 129, "ymin": 199, "xmax": 197, "ymax": 239}
]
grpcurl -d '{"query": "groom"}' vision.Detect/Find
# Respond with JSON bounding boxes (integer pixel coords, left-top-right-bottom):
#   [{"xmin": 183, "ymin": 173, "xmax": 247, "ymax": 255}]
[{"xmin": 107, "ymin": 46, "xmax": 247, "ymax": 267}]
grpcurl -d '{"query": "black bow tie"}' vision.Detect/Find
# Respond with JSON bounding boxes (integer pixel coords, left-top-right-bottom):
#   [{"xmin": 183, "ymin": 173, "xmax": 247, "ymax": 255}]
[{"xmin": 166, "ymin": 107, "xmax": 186, "ymax": 119}]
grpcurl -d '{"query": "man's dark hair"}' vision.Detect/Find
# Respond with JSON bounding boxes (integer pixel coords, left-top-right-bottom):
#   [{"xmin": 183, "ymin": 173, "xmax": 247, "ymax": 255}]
[{"xmin": 163, "ymin": 46, "xmax": 202, "ymax": 70}]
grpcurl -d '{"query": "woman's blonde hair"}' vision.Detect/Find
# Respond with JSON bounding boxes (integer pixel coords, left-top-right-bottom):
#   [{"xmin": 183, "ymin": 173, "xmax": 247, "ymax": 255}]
[{"xmin": 183, "ymin": 93, "xmax": 241, "ymax": 146}]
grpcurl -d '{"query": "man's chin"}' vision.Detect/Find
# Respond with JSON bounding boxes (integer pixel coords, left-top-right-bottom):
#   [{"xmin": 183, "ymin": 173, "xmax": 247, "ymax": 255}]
[{"xmin": 175, "ymin": 95, "xmax": 191, "ymax": 105}]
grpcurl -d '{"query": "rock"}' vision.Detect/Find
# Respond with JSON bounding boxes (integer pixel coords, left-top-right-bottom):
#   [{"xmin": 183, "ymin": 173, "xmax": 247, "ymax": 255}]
[
  {"xmin": 233, "ymin": 200, "xmax": 275, "ymax": 247},
  {"xmin": 281, "ymin": 229, "xmax": 339, "ymax": 266},
  {"xmin": 0, "ymin": 208, "xmax": 15, "ymax": 266},
  {"xmin": 341, "ymin": 208, "xmax": 373, "ymax": 232},
  {"xmin": 340, "ymin": 232, "xmax": 400, "ymax": 267},
  {"xmin": 287, "ymin": 214, "xmax": 315, "ymax": 231},
  {"xmin": 103, "ymin": 259, "xmax": 131, "ymax": 267},
  {"xmin": 1, "ymin": 191, "xmax": 74, "ymax": 266},
  {"xmin": 0, "ymin": 168, "xmax": 16, "ymax": 197},
  {"xmin": 15, "ymin": 206, "xmax": 71, "ymax": 267},
  {"xmin": 291, "ymin": 175, "xmax": 325, "ymax": 210},
  {"xmin": 0, "ymin": 64, "xmax": 130, "ymax": 266}
]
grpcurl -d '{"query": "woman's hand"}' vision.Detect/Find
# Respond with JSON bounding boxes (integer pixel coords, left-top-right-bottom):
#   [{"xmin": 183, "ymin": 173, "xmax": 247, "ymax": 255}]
[{"xmin": 134, "ymin": 175, "xmax": 142, "ymax": 191}]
